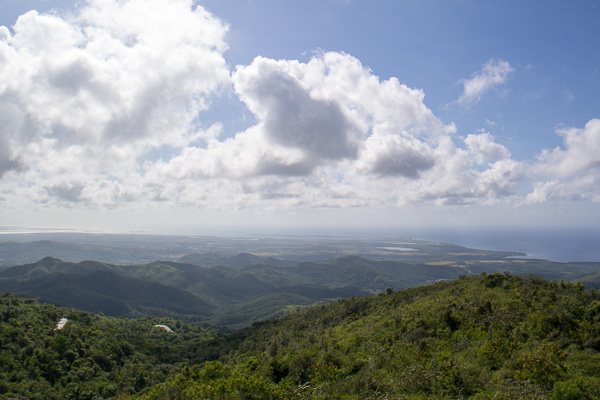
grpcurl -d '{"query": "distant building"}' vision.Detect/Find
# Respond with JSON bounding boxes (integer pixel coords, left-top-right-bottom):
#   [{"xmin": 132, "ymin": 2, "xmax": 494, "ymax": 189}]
[
  {"xmin": 55, "ymin": 318, "xmax": 68, "ymax": 330},
  {"xmin": 153, "ymin": 324, "xmax": 173, "ymax": 332}
]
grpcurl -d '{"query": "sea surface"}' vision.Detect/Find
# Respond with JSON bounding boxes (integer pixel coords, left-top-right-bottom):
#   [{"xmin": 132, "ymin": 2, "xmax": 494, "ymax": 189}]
[
  {"xmin": 252, "ymin": 226, "xmax": 600, "ymax": 263},
  {"xmin": 2, "ymin": 225, "xmax": 598, "ymax": 263},
  {"xmin": 243, "ymin": 226, "xmax": 600, "ymax": 263},
  {"xmin": 405, "ymin": 227, "xmax": 600, "ymax": 263}
]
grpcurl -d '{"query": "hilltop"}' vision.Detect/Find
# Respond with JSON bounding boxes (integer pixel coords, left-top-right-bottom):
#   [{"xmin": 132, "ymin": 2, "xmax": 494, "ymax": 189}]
[{"xmin": 139, "ymin": 273, "xmax": 600, "ymax": 399}]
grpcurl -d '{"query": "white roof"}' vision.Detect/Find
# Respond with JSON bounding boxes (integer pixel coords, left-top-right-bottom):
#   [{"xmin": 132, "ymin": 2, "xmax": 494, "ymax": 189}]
[
  {"xmin": 153, "ymin": 324, "xmax": 173, "ymax": 332},
  {"xmin": 55, "ymin": 318, "xmax": 68, "ymax": 330}
]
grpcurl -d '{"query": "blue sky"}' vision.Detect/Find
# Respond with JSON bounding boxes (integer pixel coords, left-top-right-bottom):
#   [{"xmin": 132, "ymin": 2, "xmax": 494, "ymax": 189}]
[
  {"xmin": 0, "ymin": 0, "xmax": 599, "ymax": 235},
  {"xmin": 200, "ymin": 0, "xmax": 600, "ymax": 159}
]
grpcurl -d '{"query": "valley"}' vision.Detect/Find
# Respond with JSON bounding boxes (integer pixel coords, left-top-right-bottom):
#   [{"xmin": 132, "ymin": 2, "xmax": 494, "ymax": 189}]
[{"xmin": 1, "ymin": 234, "xmax": 599, "ymax": 330}]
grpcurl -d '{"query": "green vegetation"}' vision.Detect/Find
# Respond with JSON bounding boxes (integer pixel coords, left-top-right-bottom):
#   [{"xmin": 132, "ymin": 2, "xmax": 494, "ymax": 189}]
[
  {"xmin": 0, "ymin": 235, "xmax": 531, "ymax": 267},
  {"xmin": 178, "ymin": 252, "xmax": 295, "ymax": 268},
  {"xmin": 134, "ymin": 274, "xmax": 600, "ymax": 399},
  {"xmin": 3, "ymin": 236, "xmax": 600, "ymax": 398},
  {"xmin": 3, "ymin": 254, "xmax": 600, "ymax": 331},
  {"xmin": 0, "ymin": 293, "xmax": 215, "ymax": 399},
  {"xmin": 0, "ymin": 264, "xmax": 215, "ymax": 324},
  {"xmin": 5, "ymin": 273, "xmax": 599, "ymax": 399}
]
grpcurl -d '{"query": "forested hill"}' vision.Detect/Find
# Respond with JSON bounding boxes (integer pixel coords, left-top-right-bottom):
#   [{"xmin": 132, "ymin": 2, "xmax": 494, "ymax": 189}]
[
  {"xmin": 3, "ymin": 274, "xmax": 600, "ymax": 399},
  {"xmin": 0, "ymin": 293, "xmax": 215, "ymax": 399},
  {"xmin": 138, "ymin": 274, "xmax": 600, "ymax": 400},
  {"xmin": 3, "ymin": 254, "xmax": 600, "ymax": 331}
]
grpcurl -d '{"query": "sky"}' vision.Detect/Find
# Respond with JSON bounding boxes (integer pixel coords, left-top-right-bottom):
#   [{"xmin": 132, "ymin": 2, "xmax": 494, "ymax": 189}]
[{"xmin": 0, "ymin": 0, "xmax": 599, "ymax": 236}]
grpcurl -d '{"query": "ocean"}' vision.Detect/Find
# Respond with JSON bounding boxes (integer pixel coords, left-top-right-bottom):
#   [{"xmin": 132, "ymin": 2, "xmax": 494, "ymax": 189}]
[
  {"xmin": 405, "ymin": 227, "xmax": 600, "ymax": 263},
  {"xmin": 259, "ymin": 226, "xmax": 600, "ymax": 263}
]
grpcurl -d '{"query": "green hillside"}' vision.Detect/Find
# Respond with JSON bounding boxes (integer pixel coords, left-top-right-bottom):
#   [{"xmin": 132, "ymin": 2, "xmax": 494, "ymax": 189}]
[
  {"xmin": 136, "ymin": 274, "xmax": 600, "ymax": 400},
  {"xmin": 1, "ymin": 256, "xmax": 462, "ymax": 328},
  {"xmin": 0, "ymin": 293, "xmax": 215, "ymax": 399},
  {"xmin": 178, "ymin": 252, "xmax": 295, "ymax": 268},
  {"xmin": 2, "ymin": 274, "xmax": 600, "ymax": 399},
  {"xmin": 3, "ymin": 255, "xmax": 600, "ymax": 331},
  {"xmin": 0, "ymin": 240, "xmax": 138, "ymax": 266},
  {"xmin": 0, "ymin": 270, "xmax": 215, "ymax": 321}
]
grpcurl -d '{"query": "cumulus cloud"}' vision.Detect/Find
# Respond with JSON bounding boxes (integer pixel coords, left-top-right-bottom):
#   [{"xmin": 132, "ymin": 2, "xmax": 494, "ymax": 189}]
[
  {"xmin": 0, "ymin": 1, "xmax": 535, "ymax": 213},
  {"xmin": 45, "ymin": 183, "xmax": 85, "ymax": 203},
  {"xmin": 0, "ymin": 132, "xmax": 22, "ymax": 177},
  {"xmin": 147, "ymin": 51, "xmax": 454, "ymax": 183},
  {"xmin": 464, "ymin": 131, "xmax": 511, "ymax": 165},
  {"xmin": 145, "ymin": 52, "xmax": 470, "ymax": 199},
  {"xmin": 234, "ymin": 57, "xmax": 360, "ymax": 161},
  {"xmin": 388, "ymin": 136, "xmax": 523, "ymax": 206},
  {"xmin": 527, "ymin": 119, "xmax": 600, "ymax": 203},
  {"xmin": 458, "ymin": 59, "xmax": 514, "ymax": 106},
  {"xmin": 0, "ymin": 0, "xmax": 229, "ymax": 205},
  {"xmin": 357, "ymin": 125, "xmax": 435, "ymax": 178}
]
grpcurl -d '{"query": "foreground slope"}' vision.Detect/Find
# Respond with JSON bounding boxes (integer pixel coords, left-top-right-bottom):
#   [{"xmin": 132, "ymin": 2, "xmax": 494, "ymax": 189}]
[
  {"xmin": 0, "ymin": 294, "xmax": 215, "ymax": 399},
  {"xmin": 139, "ymin": 274, "xmax": 600, "ymax": 400}
]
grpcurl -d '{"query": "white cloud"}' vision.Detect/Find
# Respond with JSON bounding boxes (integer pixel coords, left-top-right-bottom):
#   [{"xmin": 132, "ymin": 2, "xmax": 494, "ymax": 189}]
[
  {"xmin": 533, "ymin": 119, "xmax": 600, "ymax": 178},
  {"xmin": 144, "ymin": 51, "xmax": 503, "ymax": 208},
  {"xmin": 234, "ymin": 56, "xmax": 360, "ymax": 163},
  {"xmin": 464, "ymin": 131, "xmax": 511, "ymax": 165},
  {"xmin": 0, "ymin": 2, "xmax": 534, "ymax": 215},
  {"xmin": 458, "ymin": 59, "xmax": 514, "ymax": 106},
  {"xmin": 0, "ymin": 0, "xmax": 230, "ymax": 207},
  {"xmin": 357, "ymin": 124, "xmax": 435, "ymax": 178},
  {"xmin": 147, "ymin": 51, "xmax": 454, "ymax": 183},
  {"xmin": 527, "ymin": 118, "xmax": 600, "ymax": 203},
  {"xmin": 389, "ymin": 136, "xmax": 523, "ymax": 206}
]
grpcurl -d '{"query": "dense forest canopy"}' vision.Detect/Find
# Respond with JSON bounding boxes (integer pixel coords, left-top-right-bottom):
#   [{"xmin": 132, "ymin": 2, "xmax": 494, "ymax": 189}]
[
  {"xmin": 0, "ymin": 293, "xmax": 215, "ymax": 399},
  {"xmin": 2, "ymin": 249, "xmax": 600, "ymax": 331},
  {"xmin": 2, "ymin": 273, "xmax": 600, "ymax": 399}
]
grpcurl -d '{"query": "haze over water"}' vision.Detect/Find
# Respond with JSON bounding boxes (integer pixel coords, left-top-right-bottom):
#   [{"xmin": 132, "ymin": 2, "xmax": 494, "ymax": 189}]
[
  {"xmin": 237, "ymin": 226, "xmax": 600, "ymax": 263},
  {"xmin": 406, "ymin": 227, "xmax": 600, "ymax": 263}
]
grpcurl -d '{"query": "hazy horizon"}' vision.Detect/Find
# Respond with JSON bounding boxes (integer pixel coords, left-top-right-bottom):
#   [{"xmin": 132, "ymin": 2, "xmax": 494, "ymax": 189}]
[{"xmin": 2, "ymin": 224, "xmax": 600, "ymax": 263}]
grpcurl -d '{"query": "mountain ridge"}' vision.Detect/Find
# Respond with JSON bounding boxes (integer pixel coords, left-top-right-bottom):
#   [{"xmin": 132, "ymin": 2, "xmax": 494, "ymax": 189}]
[{"xmin": 2, "ymin": 253, "xmax": 600, "ymax": 330}]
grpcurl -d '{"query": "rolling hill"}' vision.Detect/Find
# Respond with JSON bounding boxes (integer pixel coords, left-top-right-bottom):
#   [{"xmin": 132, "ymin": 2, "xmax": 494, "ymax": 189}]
[
  {"xmin": 5, "ymin": 273, "xmax": 599, "ymax": 399},
  {"xmin": 2, "ymin": 253, "xmax": 600, "ymax": 330},
  {"xmin": 0, "ymin": 268, "xmax": 214, "ymax": 320},
  {"xmin": 138, "ymin": 273, "xmax": 600, "ymax": 399}
]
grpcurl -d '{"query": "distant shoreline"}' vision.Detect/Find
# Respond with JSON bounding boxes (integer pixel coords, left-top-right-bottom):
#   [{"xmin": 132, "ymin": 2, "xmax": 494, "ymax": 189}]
[{"xmin": 1, "ymin": 226, "xmax": 599, "ymax": 263}]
